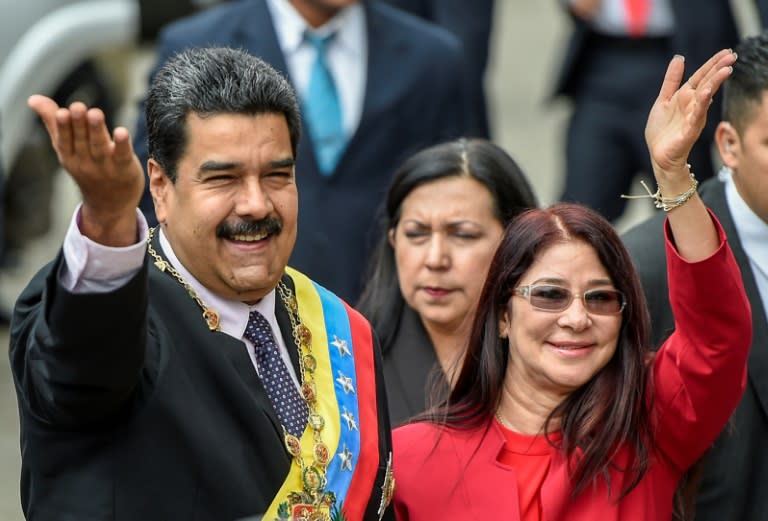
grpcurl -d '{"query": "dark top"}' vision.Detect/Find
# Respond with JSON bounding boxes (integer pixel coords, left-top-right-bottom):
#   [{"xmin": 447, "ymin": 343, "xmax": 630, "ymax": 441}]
[{"xmin": 382, "ymin": 305, "xmax": 449, "ymax": 426}]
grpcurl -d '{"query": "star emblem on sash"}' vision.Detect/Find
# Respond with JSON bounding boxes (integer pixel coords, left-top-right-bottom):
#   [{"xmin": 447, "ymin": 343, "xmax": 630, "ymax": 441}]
[
  {"xmin": 341, "ymin": 407, "xmax": 358, "ymax": 431},
  {"xmin": 338, "ymin": 445, "xmax": 354, "ymax": 471},
  {"xmin": 336, "ymin": 371, "xmax": 355, "ymax": 394},
  {"xmin": 331, "ymin": 335, "xmax": 351, "ymax": 357}
]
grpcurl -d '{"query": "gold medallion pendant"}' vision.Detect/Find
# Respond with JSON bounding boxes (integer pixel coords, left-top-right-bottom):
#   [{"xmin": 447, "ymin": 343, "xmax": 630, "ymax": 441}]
[{"xmin": 276, "ymin": 490, "xmax": 342, "ymax": 521}]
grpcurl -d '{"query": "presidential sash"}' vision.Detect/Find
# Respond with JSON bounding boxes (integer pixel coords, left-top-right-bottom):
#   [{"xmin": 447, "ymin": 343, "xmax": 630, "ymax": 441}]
[{"xmin": 262, "ymin": 268, "xmax": 383, "ymax": 521}]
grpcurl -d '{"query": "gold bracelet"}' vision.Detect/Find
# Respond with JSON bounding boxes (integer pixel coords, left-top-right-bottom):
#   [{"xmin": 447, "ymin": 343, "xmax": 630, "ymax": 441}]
[{"xmin": 621, "ymin": 167, "xmax": 699, "ymax": 212}]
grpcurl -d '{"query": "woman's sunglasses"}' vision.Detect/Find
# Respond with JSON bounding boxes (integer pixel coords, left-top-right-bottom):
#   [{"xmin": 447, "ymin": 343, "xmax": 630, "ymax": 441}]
[{"xmin": 514, "ymin": 284, "xmax": 626, "ymax": 315}]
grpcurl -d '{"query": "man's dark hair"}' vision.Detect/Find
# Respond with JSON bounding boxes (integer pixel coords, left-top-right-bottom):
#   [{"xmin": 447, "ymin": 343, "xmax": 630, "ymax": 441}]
[
  {"xmin": 146, "ymin": 46, "xmax": 301, "ymax": 181},
  {"xmin": 722, "ymin": 31, "xmax": 768, "ymax": 134}
]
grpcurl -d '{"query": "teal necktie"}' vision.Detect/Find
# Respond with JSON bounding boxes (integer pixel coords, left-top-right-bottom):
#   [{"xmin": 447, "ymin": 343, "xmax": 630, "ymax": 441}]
[{"xmin": 303, "ymin": 32, "xmax": 346, "ymax": 176}]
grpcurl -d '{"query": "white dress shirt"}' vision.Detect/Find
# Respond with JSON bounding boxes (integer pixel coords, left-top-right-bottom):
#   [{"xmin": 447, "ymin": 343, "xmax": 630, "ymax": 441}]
[{"xmin": 265, "ymin": 0, "xmax": 367, "ymax": 138}]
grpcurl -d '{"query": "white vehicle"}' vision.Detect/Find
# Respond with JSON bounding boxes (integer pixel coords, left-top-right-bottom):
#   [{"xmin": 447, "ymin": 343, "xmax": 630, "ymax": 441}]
[
  {"xmin": 0, "ymin": 0, "xmax": 140, "ymax": 174},
  {"xmin": 0, "ymin": 0, "xmax": 222, "ymax": 248},
  {"xmin": 0, "ymin": 0, "xmax": 139, "ymax": 246}
]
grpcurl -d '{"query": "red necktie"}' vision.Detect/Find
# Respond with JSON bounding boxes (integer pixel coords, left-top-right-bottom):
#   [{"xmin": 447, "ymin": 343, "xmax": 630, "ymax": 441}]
[{"xmin": 625, "ymin": 0, "xmax": 650, "ymax": 37}]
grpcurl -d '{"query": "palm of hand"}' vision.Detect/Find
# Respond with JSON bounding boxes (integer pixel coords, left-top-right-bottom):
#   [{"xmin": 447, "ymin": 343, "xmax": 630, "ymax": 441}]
[
  {"xmin": 644, "ymin": 50, "xmax": 736, "ymax": 179},
  {"xmin": 645, "ymin": 84, "xmax": 702, "ymax": 173}
]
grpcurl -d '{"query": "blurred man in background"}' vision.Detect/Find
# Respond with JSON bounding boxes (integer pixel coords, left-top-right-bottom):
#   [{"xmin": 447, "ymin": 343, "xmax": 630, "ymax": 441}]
[
  {"xmin": 553, "ymin": 0, "xmax": 742, "ymax": 222},
  {"xmin": 133, "ymin": 0, "xmax": 472, "ymax": 302}
]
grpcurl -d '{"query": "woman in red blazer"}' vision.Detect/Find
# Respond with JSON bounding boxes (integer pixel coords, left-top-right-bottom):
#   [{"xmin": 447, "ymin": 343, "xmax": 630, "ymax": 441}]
[{"xmin": 392, "ymin": 49, "xmax": 752, "ymax": 521}]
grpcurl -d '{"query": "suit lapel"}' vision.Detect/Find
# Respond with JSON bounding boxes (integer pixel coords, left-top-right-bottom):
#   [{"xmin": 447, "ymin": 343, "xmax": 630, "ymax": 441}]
[
  {"xmin": 235, "ymin": 0, "xmax": 291, "ymax": 77},
  {"xmin": 341, "ymin": 3, "xmax": 406, "ymax": 163},
  {"xmin": 150, "ymin": 232, "xmax": 286, "ymax": 440},
  {"xmin": 705, "ymin": 182, "xmax": 768, "ymax": 415},
  {"xmin": 456, "ymin": 423, "xmax": 521, "ymax": 518}
]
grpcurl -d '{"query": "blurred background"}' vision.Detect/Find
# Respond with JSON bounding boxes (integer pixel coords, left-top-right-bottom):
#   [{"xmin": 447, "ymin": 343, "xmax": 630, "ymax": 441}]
[{"xmin": 0, "ymin": 0, "xmax": 762, "ymax": 518}]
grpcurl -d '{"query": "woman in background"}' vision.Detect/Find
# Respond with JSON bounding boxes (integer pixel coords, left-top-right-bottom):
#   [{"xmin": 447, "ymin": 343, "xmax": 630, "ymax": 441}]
[{"xmin": 357, "ymin": 138, "xmax": 537, "ymax": 426}]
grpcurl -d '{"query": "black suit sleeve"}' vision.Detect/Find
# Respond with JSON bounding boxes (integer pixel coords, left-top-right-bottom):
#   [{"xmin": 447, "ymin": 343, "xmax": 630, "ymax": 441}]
[{"xmin": 9, "ymin": 252, "xmax": 148, "ymax": 426}]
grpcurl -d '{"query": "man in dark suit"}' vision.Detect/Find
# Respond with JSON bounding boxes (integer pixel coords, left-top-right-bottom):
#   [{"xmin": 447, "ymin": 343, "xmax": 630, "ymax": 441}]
[
  {"xmin": 133, "ymin": 0, "xmax": 471, "ymax": 302},
  {"xmin": 12, "ymin": 47, "xmax": 394, "ymax": 521},
  {"xmin": 553, "ymin": 0, "xmax": 741, "ymax": 222},
  {"xmin": 622, "ymin": 31, "xmax": 768, "ymax": 520}
]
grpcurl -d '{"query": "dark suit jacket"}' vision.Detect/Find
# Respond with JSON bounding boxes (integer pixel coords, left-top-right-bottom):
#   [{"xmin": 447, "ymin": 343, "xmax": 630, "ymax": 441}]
[
  {"xmin": 9, "ymin": 234, "xmax": 394, "ymax": 520},
  {"xmin": 622, "ymin": 177, "xmax": 768, "ymax": 521},
  {"xmin": 133, "ymin": 0, "xmax": 470, "ymax": 302},
  {"xmin": 382, "ymin": 305, "xmax": 448, "ymax": 427},
  {"xmin": 552, "ymin": 0, "xmax": 740, "ymax": 187}
]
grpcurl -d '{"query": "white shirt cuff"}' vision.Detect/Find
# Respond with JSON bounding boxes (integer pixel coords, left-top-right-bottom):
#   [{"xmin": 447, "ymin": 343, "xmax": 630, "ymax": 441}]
[{"xmin": 61, "ymin": 204, "xmax": 149, "ymax": 293}]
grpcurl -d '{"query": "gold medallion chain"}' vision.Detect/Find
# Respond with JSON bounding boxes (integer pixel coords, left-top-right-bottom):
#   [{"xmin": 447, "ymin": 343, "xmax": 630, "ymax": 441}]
[
  {"xmin": 275, "ymin": 282, "xmax": 336, "ymax": 517},
  {"xmin": 146, "ymin": 227, "xmax": 221, "ymax": 331}
]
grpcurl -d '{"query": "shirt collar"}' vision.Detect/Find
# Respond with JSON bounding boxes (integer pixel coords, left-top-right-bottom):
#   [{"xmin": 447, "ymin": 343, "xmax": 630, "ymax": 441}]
[
  {"xmin": 157, "ymin": 228, "xmax": 278, "ymax": 340},
  {"xmin": 724, "ymin": 170, "xmax": 768, "ymax": 262},
  {"xmin": 266, "ymin": 0, "xmax": 364, "ymax": 57}
]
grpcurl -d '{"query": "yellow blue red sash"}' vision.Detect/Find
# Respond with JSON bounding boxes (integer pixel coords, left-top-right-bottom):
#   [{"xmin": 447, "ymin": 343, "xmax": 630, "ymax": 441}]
[{"xmin": 263, "ymin": 268, "xmax": 380, "ymax": 520}]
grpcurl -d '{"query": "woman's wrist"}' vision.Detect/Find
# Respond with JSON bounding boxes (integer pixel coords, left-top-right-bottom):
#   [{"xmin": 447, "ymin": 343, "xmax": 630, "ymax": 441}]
[
  {"xmin": 654, "ymin": 163, "xmax": 697, "ymax": 195},
  {"xmin": 654, "ymin": 172, "xmax": 699, "ymax": 212},
  {"xmin": 622, "ymin": 164, "xmax": 699, "ymax": 212}
]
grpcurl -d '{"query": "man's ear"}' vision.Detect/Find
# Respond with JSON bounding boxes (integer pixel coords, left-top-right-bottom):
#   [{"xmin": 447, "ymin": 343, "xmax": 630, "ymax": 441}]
[
  {"xmin": 715, "ymin": 121, "xmax": 741, "ymax": 169},
  {"xmin": 148, "ymin": 159, "xmax": 171, "ymax": 224}
]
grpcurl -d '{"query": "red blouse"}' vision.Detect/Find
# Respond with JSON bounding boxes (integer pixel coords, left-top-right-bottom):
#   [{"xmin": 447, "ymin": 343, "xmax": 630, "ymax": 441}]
[{"xmin": 496, "ymin": 420, "xmax": 558, "ymax": 521}]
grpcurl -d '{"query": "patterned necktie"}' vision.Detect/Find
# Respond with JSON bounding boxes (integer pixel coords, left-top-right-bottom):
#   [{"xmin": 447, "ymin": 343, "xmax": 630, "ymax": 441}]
[
  {"xmin": 625, "ymin": 0, "xmax": 650, "ymax": 37},
  {"xmin": 244, "ymin": 310, "xmax": 308, "ymax": 438},
  {"xmin": 303, "ymin": 32, "xmax": 346, "ymax": 176}
]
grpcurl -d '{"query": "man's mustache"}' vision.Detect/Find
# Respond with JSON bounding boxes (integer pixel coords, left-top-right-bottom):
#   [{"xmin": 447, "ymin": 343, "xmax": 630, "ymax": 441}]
[{"xmin": 216, "ymin": 218, "xmax": 282, "ymax": 239}]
